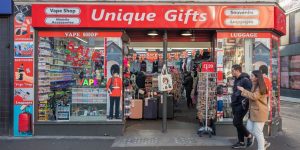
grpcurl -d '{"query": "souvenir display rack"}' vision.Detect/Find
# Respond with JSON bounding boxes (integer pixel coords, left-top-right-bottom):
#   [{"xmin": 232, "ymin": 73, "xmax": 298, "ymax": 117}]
[{"xmin": 196, "ymin": 72, "xmax": 217, "ymax": 137}]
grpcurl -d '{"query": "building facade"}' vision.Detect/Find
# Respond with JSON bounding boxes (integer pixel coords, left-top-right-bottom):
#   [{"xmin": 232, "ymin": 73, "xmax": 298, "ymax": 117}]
[
  {"xmin": 9, "ymin": 0, "xmax": 285, "ymax": 137},
  {"xmin": 279, "ymin": 0, "xmax": 300, "ymax": 101}
]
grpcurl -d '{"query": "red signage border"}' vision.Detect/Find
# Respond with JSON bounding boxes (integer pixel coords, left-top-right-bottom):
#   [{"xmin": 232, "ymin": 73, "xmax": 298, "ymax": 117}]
[{"xmin": 32, "ymin": 4, "xmax": 285, "ymax": 35}]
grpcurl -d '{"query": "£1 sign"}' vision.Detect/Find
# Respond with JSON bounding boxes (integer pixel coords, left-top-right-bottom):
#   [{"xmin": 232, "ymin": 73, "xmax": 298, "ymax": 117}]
[{"xmin": 202, "ymin": 62, "xmax": 215, "ymax": 72}]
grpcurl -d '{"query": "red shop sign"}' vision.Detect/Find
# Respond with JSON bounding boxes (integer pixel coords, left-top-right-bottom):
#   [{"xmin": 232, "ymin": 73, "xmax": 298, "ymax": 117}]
[
  {"xmin": 32, "ymin": 4, "xmax": 282, "ymax": 32},
  {"xmin": 202, "ymin": 62, "xmax": 215, "ymax": 72}
]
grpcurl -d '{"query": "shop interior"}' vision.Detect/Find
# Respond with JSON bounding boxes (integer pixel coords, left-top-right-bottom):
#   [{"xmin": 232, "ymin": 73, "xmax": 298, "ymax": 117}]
[{"xmin": 122, "ymin": 30, "xmax": 216, "ymax": 133}]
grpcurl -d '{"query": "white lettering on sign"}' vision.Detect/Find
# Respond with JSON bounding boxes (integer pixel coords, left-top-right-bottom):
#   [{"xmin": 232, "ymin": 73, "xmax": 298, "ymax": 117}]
[
  {"xmin": 65, "ymin": 32, "xmax": 80, "ymax": 37},
  {"xmin": 45, "ymin": 7, "xmax": 81, "ymax": 15},
  {"xmin": 83, "ymin": 32, "xmax": 99, "ymax": 37},
  {"xmin": 225, "ymin": 19, "xmax": 259, "ymax": 26},
  {"xmin": 203, "ymin": 63, "xmax": 214, "ymax": 70},
  {"xmin": 230, "ymin": 33, "xmax": 258, "ymax": 38},
  {"xmin": 91, "ymin": 8, "xmax": 207, "ymax": 25},
  {"xmin": 45, "ymin": 17, "xmax": 80, "ymax": 25},
  {"xmin": 224, "ymin": 9, "xmax": 259, "ymax": 16},
  {"xmin": 91, "ymin": 9, "xmax": 156, "ymax": 25},
  {"xmin": 165, "ymin": 9, "xmax": 207, "ymax": 24}
]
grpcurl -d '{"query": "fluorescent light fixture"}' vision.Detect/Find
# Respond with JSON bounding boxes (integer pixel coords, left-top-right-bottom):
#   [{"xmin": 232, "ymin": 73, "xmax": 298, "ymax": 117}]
[
  {"xmin": 136, "ymin": 51, "xmax": 147, "ymax": 54},
  {"xmin": 93, "ymin": 47, "xmax": 104, "ymax": 49},
  {"xmin": 75, "ymin": 37, "xmax": 88, "ymax": 43},
  {"xmin": 181, "ymin": 30, "xmax": 192, "ymax": 36},
  {"xmin": 147, "ymin": 30, "xmax": 159, "ymax": 36}
]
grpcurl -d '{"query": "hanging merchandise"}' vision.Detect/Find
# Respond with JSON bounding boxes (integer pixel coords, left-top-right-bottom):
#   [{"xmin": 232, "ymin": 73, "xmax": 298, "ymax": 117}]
[
  {"xmin": 152, "ymin": 60, "xmax": 159, "ymax": 73},
  {"xmin": 140, "ymin": 60, "xmax": 147, "ymax": 72},
  {"xmin": 92, "ymin": 50, "xmax": 102, "ymax": 63},
  {"xmin": 181, "ymin": 51, "xmax": 187, "ymax": 58},
  {"xmin": 169, "ymin": 68, "xmax": 183, "ymax": 102},
  {"xmin": 158, "ymin": 65, "xmax": 173, "ymax": 92}
]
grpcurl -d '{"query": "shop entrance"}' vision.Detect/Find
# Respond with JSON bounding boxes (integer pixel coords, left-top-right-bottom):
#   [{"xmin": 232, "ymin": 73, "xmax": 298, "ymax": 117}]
[{"xmin": 122, "ymin": 29, "xmax": 215, "ymax": 134}]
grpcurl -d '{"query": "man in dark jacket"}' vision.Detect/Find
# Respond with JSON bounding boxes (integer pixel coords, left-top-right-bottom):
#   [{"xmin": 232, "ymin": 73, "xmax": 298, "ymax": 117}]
[
  {"xmin": 231, "ymin": 64, "xmax": 252, "ymax": 148},
  {"xmin": 183, "ymin": 72, "xmax": 194, "ymax": 108}
]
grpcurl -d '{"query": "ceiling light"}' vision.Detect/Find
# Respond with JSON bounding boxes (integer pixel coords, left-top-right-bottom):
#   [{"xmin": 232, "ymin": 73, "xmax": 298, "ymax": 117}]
[
  {"xmin": 181, "ymin": 30, "xmax": 192, "ymax": 36},
  {"xmin": 147, "ymin": 30, "xmax": 159, "ymax": 36}
]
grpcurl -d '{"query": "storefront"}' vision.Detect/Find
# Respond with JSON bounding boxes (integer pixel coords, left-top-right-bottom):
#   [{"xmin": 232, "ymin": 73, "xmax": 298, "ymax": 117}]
[
  {"xmin": 12, "ymin": 2, "xmax": 285, "ymax": 136},
  {"xmin": 0, "ymin": 0, "xmax": 14, "ymax": 136}
]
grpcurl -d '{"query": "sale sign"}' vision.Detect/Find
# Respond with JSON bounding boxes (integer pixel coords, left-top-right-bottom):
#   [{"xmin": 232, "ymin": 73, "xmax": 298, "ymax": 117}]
[
  {"xmin": 146, "ymin": 52, "xmax": 158, "ymax": 62},
  {"xmin": 202, "ymin": 62, "xmax": 215, "ymax": 72}
]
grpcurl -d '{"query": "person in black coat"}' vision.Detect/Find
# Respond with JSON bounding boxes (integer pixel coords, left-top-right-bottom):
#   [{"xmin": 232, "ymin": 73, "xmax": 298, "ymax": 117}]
[
  {"xmin": 136, "ymin": 71, "xmax": 146, "ymax": 89},
  {"xmin": 183, "ymin": 72, "xmax": 194, "ymax": 108},
  {"xmin": 231, "ymin": 64, "xmax": 253, "ymax": 148}
]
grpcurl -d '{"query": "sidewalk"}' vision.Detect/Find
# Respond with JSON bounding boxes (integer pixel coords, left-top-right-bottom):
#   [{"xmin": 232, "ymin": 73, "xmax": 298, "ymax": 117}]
[
  {"xmin": 281, "ymin": 96, "xmax": 300, "ymax": 103},
  {"xmin": 113, "ymin": 120, "xmax": 233, "ymax": 148}
]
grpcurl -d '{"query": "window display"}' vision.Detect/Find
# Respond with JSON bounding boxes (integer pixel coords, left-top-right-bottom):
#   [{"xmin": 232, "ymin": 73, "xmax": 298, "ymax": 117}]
[
  {"xmin": 37, "ymin": 33, "xmax": 110, "ymax": 122},
  {"xmin": 218, "ymin": 38, "xmax": 247, "ymax": 120},
  {"xmin": 289, "ymin": 55, "xmax": 300, "ymax": 89},
  {"xmin": 216, "ymin": 35, "xmax": 271, "ymax": 122},
  {"xmin": 280, "ymin": 56, "xmax": 289, "ymax": 88}
]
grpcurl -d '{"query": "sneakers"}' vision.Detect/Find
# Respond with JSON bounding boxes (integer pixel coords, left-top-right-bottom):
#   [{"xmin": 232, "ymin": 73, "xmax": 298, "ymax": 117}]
[
  {"xmin": 232, "ymin": 142, "xmax": 246, "ymax": 149},
  {"xmin": 246, "ymin": 135, "xmax": 255, "ymax": 147},
  {"xmin": 265, "ymin": 141, "xmax": 271, "ymax": 149}
]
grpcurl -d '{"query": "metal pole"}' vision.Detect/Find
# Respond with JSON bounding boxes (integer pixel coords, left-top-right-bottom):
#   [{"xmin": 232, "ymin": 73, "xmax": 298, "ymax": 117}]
[{"xmin": 162, "ymin": 30, "xmax": 168, "ymax": 133}]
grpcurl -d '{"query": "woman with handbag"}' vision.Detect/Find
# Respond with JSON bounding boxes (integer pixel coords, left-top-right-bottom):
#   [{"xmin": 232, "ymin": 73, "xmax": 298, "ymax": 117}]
[{"xmin": 237, "ymin": 70, "xmax": 269, "ymax": 150}]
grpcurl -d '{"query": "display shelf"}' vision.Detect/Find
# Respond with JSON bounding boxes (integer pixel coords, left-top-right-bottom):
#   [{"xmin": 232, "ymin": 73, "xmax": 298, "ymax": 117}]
[
  {"xmin": 53, "ymin": 58, "xmax": 66, "ymax": 61},
  {"xmin": 50, "ymin": 79, "xmax": 76, "ymax": 83},
  {"xmin": 52, "ymin": 51, "xmax": 66, "ymax": 55},
  {"xmin": 71, "ymin": 101, "xmax": 107, "ymax": 104}
]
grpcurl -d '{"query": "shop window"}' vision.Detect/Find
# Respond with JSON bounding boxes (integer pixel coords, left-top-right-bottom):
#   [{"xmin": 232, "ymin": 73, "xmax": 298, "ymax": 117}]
[
  {"xmin": 37, "ymin": 33, "xmax": 123, "ymax": 122},
  {"xmin": 281, "ymin": 55, "xmax": 300, "ymax": 90},
  {"xmin": 280, "ymin": 56, "xmax": 290, "ymax": 88},
  {"xmin": 217, "ymin": 36, "xmax": 271, "ymax": 122},
  {"xmin": 289, "ymin": 55, "xmax": 300, "ymax": 89}
]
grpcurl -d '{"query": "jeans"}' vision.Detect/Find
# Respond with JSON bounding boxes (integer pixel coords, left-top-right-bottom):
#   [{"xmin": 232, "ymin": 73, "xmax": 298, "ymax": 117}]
[
  {"xmin": 109, "ymin": 96, "xmax": 120, "ymax": 118},
  {"xmin": 233, "ymin": 109, "xmax": 250, "ymax": 142},
  {"xmin": 247, "ymin": 120, "xmax": 265, "ymax": 150}
]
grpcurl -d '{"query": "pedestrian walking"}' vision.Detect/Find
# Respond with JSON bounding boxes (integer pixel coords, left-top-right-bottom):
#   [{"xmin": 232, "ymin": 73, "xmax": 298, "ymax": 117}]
[
  {"xmin": 237, "ymin": 70, "xmax": 269, "ymax": 150},
  {"xmin": 231, "ymin": 64, "xmax": 252, "ymax": 148}
]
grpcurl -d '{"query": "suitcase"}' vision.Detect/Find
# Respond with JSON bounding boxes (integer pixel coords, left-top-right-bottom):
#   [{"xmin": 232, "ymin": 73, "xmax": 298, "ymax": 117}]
[
  {"xmin": 143, "ymin": 97, "xmax": 158, "ymax": 119},
  {"xmin": 159, "ymin": 94, "xmax": 174, "ymax": 119},
  {"xmin": 129, "ymin": 93, "xmax": 143, "ymax": 119},
  {"xmin": 18, "ymin": 112, "xmax": 32, "ymax": 133}
]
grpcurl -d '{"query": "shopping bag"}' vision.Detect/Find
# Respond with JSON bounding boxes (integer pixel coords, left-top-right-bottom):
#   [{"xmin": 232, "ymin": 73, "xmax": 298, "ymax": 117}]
[{"xmin": 158, "ymin": 65, "xmax": 173, "ymax": 92}]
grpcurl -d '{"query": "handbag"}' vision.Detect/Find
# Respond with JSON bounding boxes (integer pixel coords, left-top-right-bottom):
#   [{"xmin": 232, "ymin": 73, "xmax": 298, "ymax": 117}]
[
  {"xmin": 241, "ymin": 98, "xmax": 249, "ymax": 110},
  {"xmin": 158, "ymin": 65, "xmax": 173, "ymax": 92}
]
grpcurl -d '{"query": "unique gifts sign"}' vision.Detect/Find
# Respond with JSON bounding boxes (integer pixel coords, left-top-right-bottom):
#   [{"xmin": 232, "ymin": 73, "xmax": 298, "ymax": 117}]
[{"xmin": 32, "ymin": 4, "xmax": 286, "ymax": 34}]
